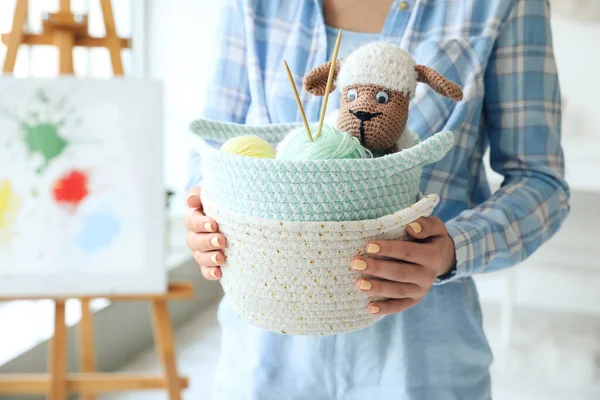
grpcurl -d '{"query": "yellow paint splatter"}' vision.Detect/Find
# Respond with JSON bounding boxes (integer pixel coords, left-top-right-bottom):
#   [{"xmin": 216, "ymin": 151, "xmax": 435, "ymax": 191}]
[{"xmin": 0, "ymin": 179, "xmax": 20, "ymax": 243}]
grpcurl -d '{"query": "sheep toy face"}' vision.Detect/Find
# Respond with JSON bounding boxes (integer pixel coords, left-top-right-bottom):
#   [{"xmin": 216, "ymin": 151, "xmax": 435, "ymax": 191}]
[
  {"xmin": 338, "ymin": 84, "xmax": 410, "ymax": 153},
  {"xmin": 304, "ymin": 42, "xmax": 463, "ymax": 154}
]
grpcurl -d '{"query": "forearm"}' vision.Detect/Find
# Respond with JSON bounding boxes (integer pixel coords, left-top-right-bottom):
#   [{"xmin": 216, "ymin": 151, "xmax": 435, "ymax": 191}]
[{"xmin": 439, "ymin": 171, "xmax": 569, "ymax": 282}]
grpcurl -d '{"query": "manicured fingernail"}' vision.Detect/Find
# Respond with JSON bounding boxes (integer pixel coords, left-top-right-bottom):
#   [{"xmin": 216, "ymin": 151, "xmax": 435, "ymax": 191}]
[
  {"xmin": 210, "ymin": 268, "xmax": 219, "ymax": 278},
  {"xmin": 366, "ymin": 244, "xmax": 380, "ymax": 254},
  {"xmin": 359, "ymin": 279, "xmax": 372, "ymax": 290},
  {"xmin": 211, "ymin": 253, "xmax": 220, "ymax": 264},
  {"xmin": 204, "ymin": 222, "xmax": 215, "ymax": 232},
  {"xmin": 352, "ymin": 259, "xmax": 367, "ymax": 271},
  {"xmin": 211, "ymin": 236, "xmax": 222, "ymax": 248},
  {"xmin": 409, "ymin": 222, "xmax": 422, "ymax": 233},
  {"xmin": 369, "ymin": 305, "xmax": 380, "ymax": 314}
]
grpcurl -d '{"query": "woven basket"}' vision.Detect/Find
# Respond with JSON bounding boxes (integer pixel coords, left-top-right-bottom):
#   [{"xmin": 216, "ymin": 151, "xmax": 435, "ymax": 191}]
[
  {"xmin": 202, "ymin": 193, "xmax": 439, "ymax": 335},
  {"xmin": 191, "ymin": 119, "xmax": 454, "ymax": 221},
  {"xmin": 191, "ymin": 119, "xmax": 455, "ymax": 335}
]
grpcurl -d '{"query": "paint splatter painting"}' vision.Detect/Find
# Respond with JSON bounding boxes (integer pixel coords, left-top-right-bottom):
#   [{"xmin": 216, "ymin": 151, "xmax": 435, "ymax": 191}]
[{"xmin": 0, "ymin": 78, "xmax": 165, "ymax": 296}]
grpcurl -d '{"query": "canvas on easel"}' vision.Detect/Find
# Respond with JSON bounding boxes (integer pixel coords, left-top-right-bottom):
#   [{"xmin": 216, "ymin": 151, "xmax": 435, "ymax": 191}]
[
  {"xmin": 0, "ymin": 1, "xmax": 191, "ymax": 399},
  {"xmin": 0, "ymin": 77, "xmax": 166, "ymax": 296}
]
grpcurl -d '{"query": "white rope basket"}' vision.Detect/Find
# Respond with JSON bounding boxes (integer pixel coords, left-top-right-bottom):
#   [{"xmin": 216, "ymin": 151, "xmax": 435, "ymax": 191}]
[{"xmin": 202, "ymin": 193, "xmax": 439, "ymax": 336}]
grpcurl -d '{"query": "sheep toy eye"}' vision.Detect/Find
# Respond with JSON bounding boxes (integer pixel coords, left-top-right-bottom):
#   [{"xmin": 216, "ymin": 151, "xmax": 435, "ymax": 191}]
[
  {"xmin": 376, "ymin": 91, "xmax": 389, "ymax": 104},
  {"xmin": 347, "ymin": 88, "xmax": 358, "ymax": 101}
]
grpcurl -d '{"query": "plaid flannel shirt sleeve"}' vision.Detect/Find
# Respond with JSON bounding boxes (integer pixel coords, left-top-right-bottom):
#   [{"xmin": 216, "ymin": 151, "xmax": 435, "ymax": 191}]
[
  {"xmin": 187, "ymin": 0, "xmax": 250, "ymax": 190},
  {"xmin": 438, "ymin": 0, "xmax": 570, "ymax": 283}
]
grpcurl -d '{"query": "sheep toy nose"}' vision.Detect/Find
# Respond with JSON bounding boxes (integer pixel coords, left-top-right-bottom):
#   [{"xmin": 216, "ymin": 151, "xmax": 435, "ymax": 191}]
[
  {"xmin": 348, "ymin": 110, "xmax": 384, "ymax": 146},
  {"xmin": 349, "ymin": 110, "xmax": 382, "ymax": 122}
]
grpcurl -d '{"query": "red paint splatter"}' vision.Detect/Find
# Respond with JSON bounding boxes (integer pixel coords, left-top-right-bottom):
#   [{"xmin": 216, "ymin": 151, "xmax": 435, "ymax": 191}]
[{"xmin": 52, "ymin": 169, "xmax": 90, "ymax": 207}]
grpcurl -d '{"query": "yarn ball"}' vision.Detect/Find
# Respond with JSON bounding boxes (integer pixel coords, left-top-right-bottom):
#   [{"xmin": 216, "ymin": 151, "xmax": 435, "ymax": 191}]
[
  {"xmin": 220, "ymin": 135, "xmax": 276, "ymax": 159},
  {"xmin": 276, "ymin": 124, "xmax": 372, "ymax": 161}
]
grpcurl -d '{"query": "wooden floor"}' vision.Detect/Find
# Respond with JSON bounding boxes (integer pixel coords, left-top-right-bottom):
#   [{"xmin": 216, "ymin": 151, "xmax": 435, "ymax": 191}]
[{"xmin": 99, "ymin": 300, "xmax": 600, "ymax": 400}]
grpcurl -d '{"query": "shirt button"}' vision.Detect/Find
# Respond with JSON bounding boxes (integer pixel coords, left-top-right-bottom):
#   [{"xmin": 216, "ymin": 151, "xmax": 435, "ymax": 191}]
[{"xmin": 399, "ymin": 1, "xmax": 409, "ymax": 11}]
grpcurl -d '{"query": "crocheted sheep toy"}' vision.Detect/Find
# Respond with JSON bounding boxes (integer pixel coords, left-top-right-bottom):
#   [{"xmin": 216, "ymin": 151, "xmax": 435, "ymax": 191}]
[{"xmin": 304, "ymin": 42, "xmax": 463, "ymax": 155}]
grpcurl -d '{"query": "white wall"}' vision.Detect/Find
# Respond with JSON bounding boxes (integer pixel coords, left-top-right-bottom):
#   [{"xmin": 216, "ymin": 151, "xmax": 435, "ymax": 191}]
[
  {"xmin": 146, "ymin": 0, "xmax": 221, "ymax": 209},
  {"xmin": 552, "ymin": 17, "xmax": 600, "ymax": 139}
]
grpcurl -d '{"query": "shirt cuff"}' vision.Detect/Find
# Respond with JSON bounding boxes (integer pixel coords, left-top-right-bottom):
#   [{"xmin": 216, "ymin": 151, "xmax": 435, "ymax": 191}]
[{"xmin": 433, "ymin": 220, "xmax": 477, "ymax": 285}]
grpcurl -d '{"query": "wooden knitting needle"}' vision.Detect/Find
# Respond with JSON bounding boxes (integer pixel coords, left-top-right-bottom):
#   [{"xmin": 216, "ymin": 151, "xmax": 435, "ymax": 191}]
[
  {"xmin": 284, "ymin": 60, "xmax": 313, "ymax": 142},
  {"xmin": 316, "ymin": 28, "xmax": 343, "ymax": 138}
]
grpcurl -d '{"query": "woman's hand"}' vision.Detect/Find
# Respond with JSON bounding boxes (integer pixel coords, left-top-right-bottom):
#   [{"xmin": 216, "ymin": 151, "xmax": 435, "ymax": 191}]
[
  {"xmin": 184, "ymin": 187, "xmax": 226, "ymax": 280},
  {"xmin": 351, "ymin": 217, "xmax": 456, "ymax": 315}
]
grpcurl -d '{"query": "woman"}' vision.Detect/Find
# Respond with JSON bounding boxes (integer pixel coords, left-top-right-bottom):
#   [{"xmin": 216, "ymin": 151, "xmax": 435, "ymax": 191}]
[{"xmin": 185, "ymin": 0, "xmax": 570, "ymax": 398}]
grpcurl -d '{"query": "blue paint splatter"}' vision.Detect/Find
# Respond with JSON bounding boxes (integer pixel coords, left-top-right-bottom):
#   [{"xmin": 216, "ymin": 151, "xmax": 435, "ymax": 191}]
[{"xmin": 76, "ymin": 212, "xmax": 122, "ymax": 252}]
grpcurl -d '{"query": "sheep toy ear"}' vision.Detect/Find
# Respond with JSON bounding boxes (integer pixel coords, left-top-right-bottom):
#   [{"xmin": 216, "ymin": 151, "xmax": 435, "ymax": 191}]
[
  {"xmin": 303, "ymin": 59, "xmax": 344, "ymax": 96},
  {"xmin": 415, "ymin": 65, "xmax": 463, "ymax": 101}
]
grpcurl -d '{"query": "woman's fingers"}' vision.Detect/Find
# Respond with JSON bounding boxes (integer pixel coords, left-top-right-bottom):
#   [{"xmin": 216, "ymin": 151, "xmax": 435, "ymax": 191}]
[
  {"xmin": 184, "ymin": 210, "xmax": 217, "ymax": 233},
  {"xmin": 405, "ymin": 216, "xmax": 447, "ymax": 240},
  {"xmin": 186, "ymin": 231, "xmax": 226, "ymax": 253},
  {"xmin": 365, "ymin": 239, "xmax": 433, "ymax": 266},
  {"xmin": 367, "ymin": 298, "xmax": 420, "ymax": 315},
  {"xmin": 186, "ymin": 187, "xmax": 203, "ymax": 210},
  {"xmin": 194, "ymin": 250, "xmax": 225, "ymax": 267},
  {"xmin": 188, "ymin": 232, "xmax": 225, "ymax": 280},
  {"xmin": 351, "ymin": 257, "xmax": 431, "ymax": 287},
  {"xmin": 200, "ymin": 265, "xmax": 222, "ymax": 281},
  {"xmin": 185, "ymin": 187, "xmax": 225, "ymax": 282},
  {"xmin": 355, "ymin": 278, "xmax": 423, "ymax": 299},
  {"xmin": 194, "ymin": 251, "xmax": 225, "ymax": 281}
]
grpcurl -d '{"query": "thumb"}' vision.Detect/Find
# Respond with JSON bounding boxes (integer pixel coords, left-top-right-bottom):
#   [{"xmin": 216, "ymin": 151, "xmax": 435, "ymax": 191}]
[{"xmin": 406, "ymin": 216, "xmax": 447, "ymax": 240}]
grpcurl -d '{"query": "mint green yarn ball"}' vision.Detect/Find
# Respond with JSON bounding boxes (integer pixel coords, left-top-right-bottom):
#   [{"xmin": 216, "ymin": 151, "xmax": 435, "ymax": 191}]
[{"xmin": 276, "ymin": 124, "xmax": 372, "ymax": 161}]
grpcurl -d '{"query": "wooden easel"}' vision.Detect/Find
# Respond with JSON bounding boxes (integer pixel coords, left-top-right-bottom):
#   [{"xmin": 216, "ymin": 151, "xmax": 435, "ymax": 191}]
[
  {"xmin": 0, "ymin": 1, "xmax": 192, "ymax": 399},
  {"xmin": 0, "ymin": 284, "xmax": 193, "ymax": 400},
  {"xmin": 2, "ymin": 0, "xmax": 129, "ymax": 75}
]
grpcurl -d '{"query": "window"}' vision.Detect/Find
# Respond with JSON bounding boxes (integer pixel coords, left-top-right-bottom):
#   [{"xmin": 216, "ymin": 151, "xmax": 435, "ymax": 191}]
[{"xmin": 0, "ymin": 0, "xmax": 140, "ymax": 366}]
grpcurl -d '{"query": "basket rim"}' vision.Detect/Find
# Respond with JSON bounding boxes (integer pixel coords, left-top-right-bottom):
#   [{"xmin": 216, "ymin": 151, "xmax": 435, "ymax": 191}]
[
  {"xmin": 202, "ymin": 192, "xmax": 440, "ymax": 229},
  {"xmin": 190, "ymin": 118, "xmax": 455, "ymax": 172}
]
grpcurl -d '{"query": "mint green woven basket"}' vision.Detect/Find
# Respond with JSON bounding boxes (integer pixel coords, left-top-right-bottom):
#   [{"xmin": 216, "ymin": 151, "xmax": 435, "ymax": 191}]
[{"xmin": 191, "ymin": 119, "xmax": 455, "ymax": 222}]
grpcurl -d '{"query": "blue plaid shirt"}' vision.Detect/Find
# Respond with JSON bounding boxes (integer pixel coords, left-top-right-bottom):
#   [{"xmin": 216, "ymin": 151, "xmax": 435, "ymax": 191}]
[{"xmin": 192, "ymin": 0, "xmax": 570, "ymax": 398}]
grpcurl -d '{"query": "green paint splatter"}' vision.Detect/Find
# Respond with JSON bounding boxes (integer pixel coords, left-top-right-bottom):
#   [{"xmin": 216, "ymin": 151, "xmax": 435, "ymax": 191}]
[
  {"xmin": 21, "ymin": 122, "xmax": 68, "ymax": 172},
  {"xmin": 2, "ymin": 88, "xmax": 75, "ymax": 174}
]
